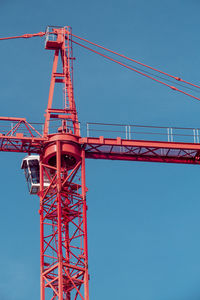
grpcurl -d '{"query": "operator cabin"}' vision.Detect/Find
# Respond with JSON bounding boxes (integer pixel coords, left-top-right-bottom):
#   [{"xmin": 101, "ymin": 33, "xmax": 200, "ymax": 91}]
[{"xmin": 21, "ymin": 155, "xmax": 50, "ymax": 194}]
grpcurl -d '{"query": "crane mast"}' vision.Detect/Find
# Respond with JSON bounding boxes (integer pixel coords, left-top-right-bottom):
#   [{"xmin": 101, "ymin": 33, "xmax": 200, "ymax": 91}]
[{"xmin": 40, "ymin": 26, "xmax": 89, "ymax": 300}]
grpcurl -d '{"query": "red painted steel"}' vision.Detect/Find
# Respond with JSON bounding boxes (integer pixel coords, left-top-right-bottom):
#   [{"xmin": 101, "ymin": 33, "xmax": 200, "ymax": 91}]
[
  {"xmin": 0, "ymin": 117, "xmax": 45, "ymax": 153},
  {"xmin": 39, "ymin": 139, "xmax": 89, "ymax": 300},
  {"xmin": 40, "ymin": 26, "xmax": 89, "ymax": 299},
  {"xmin": 1, "ymin": 25, "xmax": 200, "ymax": 300},
  {"xmin": 43, "ymin": 26, "xmax": 79, "ymax": 137},
  {"xmin": 81, "ymin": 137, "xmax": 200, "ymax": 164},
  {"xmin": 0, "ymin": 32, "xmax": 45, "ymax": 40},
  {"xmin": 1, "ymin": 129, "xmax": 200, "ymax": 164}
]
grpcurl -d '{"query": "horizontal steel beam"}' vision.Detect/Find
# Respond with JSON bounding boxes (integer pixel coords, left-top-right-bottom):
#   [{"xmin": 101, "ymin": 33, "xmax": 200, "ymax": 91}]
[{"xmin": 80, "ymin": 137, "xmax": 200, "ymax": 164}]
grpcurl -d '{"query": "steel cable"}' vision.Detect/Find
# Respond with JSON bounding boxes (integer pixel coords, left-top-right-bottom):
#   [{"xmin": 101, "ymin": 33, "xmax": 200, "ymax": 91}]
[{"xmin": 71, "ymin": 39, "xmax": 200, "ymax": 102}]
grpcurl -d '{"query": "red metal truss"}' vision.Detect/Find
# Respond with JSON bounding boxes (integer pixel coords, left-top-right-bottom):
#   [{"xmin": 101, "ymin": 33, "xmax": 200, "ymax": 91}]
[
  {"xmin": 39, "ymin": 143, "xmax": 89, "ymax": 300},
  {"xmin": 0, "ymin": 117, "xmax": 45, "ymax": 153},
  {"xmin": 44, "ymin": 26, "xmax": 79, "ymax": 137},
  {"xmin": 81, "ymin": 137, "xmax": 200, "ymax": 164}
]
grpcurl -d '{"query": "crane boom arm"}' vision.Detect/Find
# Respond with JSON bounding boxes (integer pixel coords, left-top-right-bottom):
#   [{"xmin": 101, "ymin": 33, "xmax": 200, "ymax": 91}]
[
  {"xmin": 80, "ymin": 137, "xmax": 200, "ymax": 165},
  {"xmin": 0, "ymin": 117, "xmax": 200, "ymax": 165}
]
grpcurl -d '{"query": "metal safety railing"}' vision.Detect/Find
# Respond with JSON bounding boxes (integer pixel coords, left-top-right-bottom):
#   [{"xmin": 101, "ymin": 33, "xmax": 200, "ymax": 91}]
[
  {"xmin": 85, "ymin": 122, "xmax": 200, "ymax": 144},
  {"xmin": 1, "ymin": 120, "xmax": 200, "ymax": 144},
  {"xmin": 0, "ymin": 120, "xmax": 44, "ymax": 138},
  {"xmin": 45, "ymin": 26, "xmax": 59, "ymax": 44}
]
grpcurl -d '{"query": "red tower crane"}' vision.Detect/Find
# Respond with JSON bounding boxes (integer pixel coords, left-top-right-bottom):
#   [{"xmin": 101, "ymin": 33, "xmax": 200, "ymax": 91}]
[{"xmin": 1, "ymin": 26, "xmax": 200, "ymax": 300}]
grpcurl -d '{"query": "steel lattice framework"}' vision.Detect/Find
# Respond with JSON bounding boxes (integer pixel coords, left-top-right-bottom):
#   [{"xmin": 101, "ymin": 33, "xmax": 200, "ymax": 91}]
[
  {"xmin": 0, "ymin": 25, "xmax": 200, "ymax": 300},
  {"xmin": 39, "ymin": 143, "xmax": 89, "ymax": 299}
]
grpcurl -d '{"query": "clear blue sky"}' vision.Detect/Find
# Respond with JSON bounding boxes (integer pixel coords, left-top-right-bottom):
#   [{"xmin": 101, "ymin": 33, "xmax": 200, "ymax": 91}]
[{"xmin": 1, "ymin": 1, "xmax": 200, "ymax": 299}]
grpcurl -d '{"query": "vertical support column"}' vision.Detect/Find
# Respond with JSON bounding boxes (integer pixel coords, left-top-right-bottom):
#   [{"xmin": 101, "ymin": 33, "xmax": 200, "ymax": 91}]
[
  {"xmin": 40, "ymin": 158, "xmax": 45, "ymax": 300},
  {"xmin": 56, "ymin": 141, "xmax": 64, "ymax": 300},
  {"xmin": 64, "ymin": 27, "xmax": 79, "ymax": 136},
  {"xmin": 81, "ymin": 150, "xmax": 89, "ymax": 300},
  {"xmin": 43, "ymin": 49, "xmax": 59, "ymax": 137}
]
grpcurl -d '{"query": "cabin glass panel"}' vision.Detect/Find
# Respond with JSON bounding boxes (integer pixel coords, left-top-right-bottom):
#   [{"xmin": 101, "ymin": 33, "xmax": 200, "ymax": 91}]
[{"xmin": 21, "ymin": 155, "xmax": 40, "ymax": 194}]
